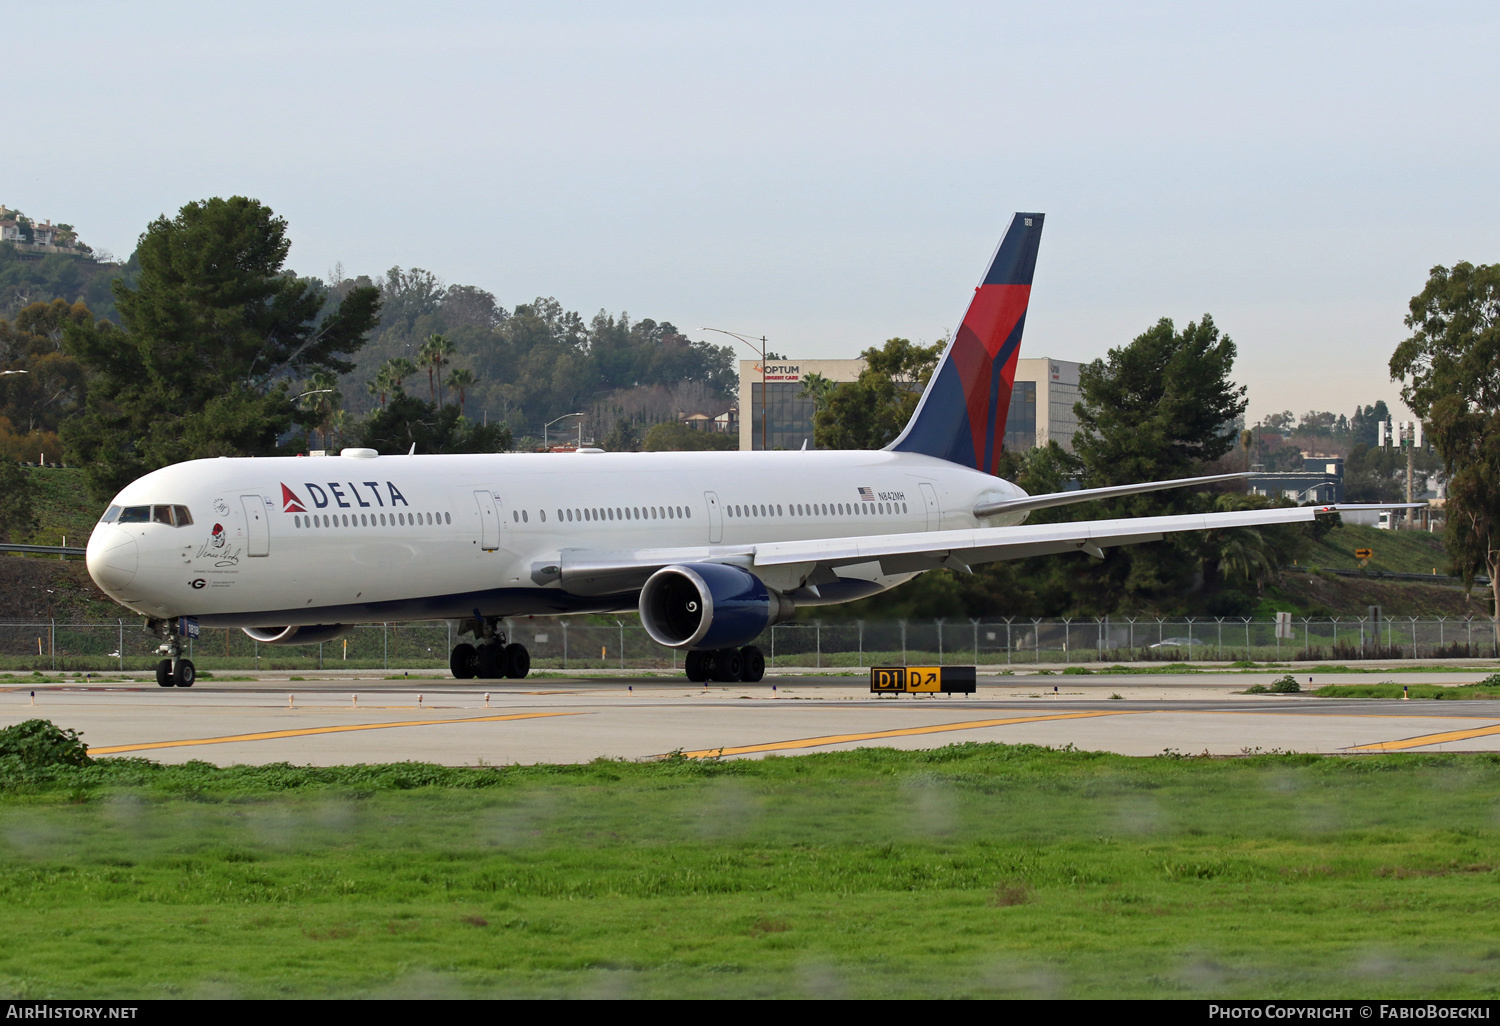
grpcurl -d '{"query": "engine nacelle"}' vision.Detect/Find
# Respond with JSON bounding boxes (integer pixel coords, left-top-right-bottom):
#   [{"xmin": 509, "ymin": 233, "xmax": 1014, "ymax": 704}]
[
  {"xmin": 242, "ymin": 624, "xmax": 353, "ymax": 645},
  {"xmin": 639, "ymin": 563, "xmax": 795, "ymax": 650}
]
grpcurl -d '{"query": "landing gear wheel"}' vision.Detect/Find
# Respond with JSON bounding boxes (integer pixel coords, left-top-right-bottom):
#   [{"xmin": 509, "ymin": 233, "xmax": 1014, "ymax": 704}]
[
  {"xmin": 450, "ymin": 643, "xmax": 477, "ymax": 679},
  {"xmin": 711, "ymin": 648, "xmax": 743, "ymax": 683},
  {"xmin": 156, "ymin": 659, "xmax": 173, "ymax": 688},
  {"xmin": 476, "ymin": 643, "xmax": 502, "ymax": 680},
  {"xmin": 503, "ymin": 643, "xmax": 530, "ymax": 679},
  {"xmin": 684, "ymin": 650, "xmax": 709, "ymax": 683},
  {"xmin": 173, "ymin": 659, "xmax": 196, "ymax": 688},
  {"xmin": 739, "ymin": 645, "xmax": 765, "ymax": 683}
]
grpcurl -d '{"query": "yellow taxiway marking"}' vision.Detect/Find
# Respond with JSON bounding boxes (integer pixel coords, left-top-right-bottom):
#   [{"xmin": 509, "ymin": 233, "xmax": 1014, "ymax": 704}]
[
  {"xmin": 675, "ymin": 710, "xmax": 1137, "ymax": 759},
  {"xmin": 1346, "ymin": 722, "xmax": 1500, "ymax": 752},
  {"xmin": 88, "ymin": 711, "xmax": 585, "ymax": 755}
]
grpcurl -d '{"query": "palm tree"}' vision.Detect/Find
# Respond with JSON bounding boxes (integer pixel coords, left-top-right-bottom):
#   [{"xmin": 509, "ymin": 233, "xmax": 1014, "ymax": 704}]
[
  {"xmin": 366, "ymin": 365, "xmax": 396, "ymax": 408},
  {"xmin": 300, "ymin": 371, "xmax": 342, "ymax": 450},
  {"xmin": 428, "ymin": 335, "xmax": 456, "ymax": 406},
  {"xmin": 325, "ymin": 408, "xmax": 351, "ymax": 450},
  {"xmin": 385, "ymin": 357, "xmax": 419, "ymax": 395},
  {"xmin": 418, "ymin": 335, "xmax": 442, "ymax": 404},
  {"xmin": 445, "ymin": 367, "xmax": 476, "ymax": 417}
]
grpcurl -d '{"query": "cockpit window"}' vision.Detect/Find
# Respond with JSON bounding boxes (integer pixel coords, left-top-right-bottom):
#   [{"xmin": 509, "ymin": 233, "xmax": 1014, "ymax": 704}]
[{"xmin": 113, "ymin": 504, "xmax": 193, "ymax": 526}]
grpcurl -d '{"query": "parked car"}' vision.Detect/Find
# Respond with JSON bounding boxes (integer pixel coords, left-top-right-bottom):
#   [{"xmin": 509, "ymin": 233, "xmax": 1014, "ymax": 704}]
[{"xmin": 1148, "ymin": 637, "xmax": 1206, "ymax": 649}]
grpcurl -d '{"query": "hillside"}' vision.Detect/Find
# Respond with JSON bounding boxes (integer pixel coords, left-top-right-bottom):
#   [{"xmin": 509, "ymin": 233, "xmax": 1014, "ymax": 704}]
[
  {"xmin": 1304, "ymin": 522, "xmax": 1451, "ymax": 576},
  {"xmin": 26, "ymin": 466, "xmax": 103, "ymax": 546},
  {"xmin": 0, "ymin": 556, "xmax": 128, "ymax": 620},
  {"xmin": 1261, "ymin": 570, "xmax": 1486, "ymax": 618},
  {"xmin": 0, "ymin": 466, "xmax": 131, "ymax": 621}
]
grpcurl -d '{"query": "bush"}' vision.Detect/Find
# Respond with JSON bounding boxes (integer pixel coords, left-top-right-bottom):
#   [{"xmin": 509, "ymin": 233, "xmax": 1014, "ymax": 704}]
[
  {"xmin": 1268, "ymin": 674, "xmax": 1302, "ymax": 694},
  {"xmin": 0, "ymin": 719, "xmax": 92, "ymax": 770},
  {"xmin": 1243, "ymin": 684, "xmax": 1270, "ymax": 694}
]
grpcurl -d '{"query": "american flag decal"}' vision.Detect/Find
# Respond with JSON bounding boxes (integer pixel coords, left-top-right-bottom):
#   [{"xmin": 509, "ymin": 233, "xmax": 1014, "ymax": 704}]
[{"xmin": 858, "ymin": 487, "xmax": 875, "ymax": 501}]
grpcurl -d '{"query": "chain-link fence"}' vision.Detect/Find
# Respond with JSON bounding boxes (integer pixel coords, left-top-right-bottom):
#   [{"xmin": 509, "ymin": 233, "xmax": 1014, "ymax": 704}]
[{"xmin": 1, "ymin": 616, "xmax": 1497, "ymax": 673}]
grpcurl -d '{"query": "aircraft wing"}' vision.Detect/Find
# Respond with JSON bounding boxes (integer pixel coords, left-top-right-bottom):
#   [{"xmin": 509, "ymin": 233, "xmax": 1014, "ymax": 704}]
[
  {"xmin": 554, "ymin": 503, "xmax": 1411, "ymax": 596},
  {"xmin": 972, "ymin": 472, "xmax": 1251, "ymax": 518}
]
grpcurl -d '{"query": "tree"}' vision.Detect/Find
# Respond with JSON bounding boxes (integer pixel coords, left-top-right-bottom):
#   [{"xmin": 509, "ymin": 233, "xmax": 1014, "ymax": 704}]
[
  {"xmin": 358, "ymin": 393, "xmax": 510, "ymax": 454},
  {"xmin": 1067, "ymin": 314, "xmax": 1248, "ymax": 611},
  {"xmin": 61, "ymin": 197, "xmax": 380, "ymax": 501},
  {"xmin": 1073, "ymin": 314, "xmax": 1246, "ymax": 487},
  {"xmin": 810, "ymin": 337, "xmax": 943, "ymax": 450},
  {"xmin": 0, "ymin": 298, "xmax": 90, "ymax": 462},
  {"xmin": 300, "ymin": 370, "xmax": 342, "ymax": 451},
  {"xmin": 445, "ymin": 367, "xmax": 476, "ymax": 416},
  {"xmin": 603, "ymin": 418, "xmax": 641, "ymax": 452},
  {"xmin": 0, "ymin": 460, "xmax": 36, "ymax": 542},
  {"xmin": 418, "ymin": 333, "xmax": 455, "ymax": 404},
  {"xmin": 1350, "ymin": 401, "xmax": 1391, "ymax": 448},
  {"xmin": 1389, "ymin": 260, "xmax": 1500, "ymax": 637},
  {"xmin": 642, "ymin": 421, "xmax": 737, "ymax": 451}
]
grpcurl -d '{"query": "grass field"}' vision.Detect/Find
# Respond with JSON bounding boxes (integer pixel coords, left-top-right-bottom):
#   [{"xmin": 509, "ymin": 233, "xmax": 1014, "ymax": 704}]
[
  {"xmin": 1313, "ymin": 682, "xmax": 1500, "ymax": 699},
  {"xmin": 1309, "ymin": 524, "xmax": 1449, "ymax": 575},
  {"xmin": 3, "ymin": 744, "xmax": 1500, "ymax": 998},
  {"xmin": 25, "ymin": 466, "xmax": 99, "ymax": 548}
]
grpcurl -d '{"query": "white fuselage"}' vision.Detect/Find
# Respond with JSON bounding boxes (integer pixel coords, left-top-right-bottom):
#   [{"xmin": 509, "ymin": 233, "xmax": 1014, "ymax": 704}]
[{"xmin": 85, "ymin": 448, "xmax": 1027, "ymax": 627}]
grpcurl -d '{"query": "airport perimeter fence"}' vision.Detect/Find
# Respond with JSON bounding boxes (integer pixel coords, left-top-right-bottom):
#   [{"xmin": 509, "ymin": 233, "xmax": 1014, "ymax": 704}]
[{"xmin": 1, "ymin": 616, "xmax": 1498, "ymax": 673}]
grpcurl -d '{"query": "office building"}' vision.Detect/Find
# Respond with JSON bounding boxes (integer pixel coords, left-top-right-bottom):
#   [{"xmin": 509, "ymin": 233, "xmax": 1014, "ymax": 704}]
[{"xmin": 737, "ymin": 356, "xmax": 1082, "ymax": 453}]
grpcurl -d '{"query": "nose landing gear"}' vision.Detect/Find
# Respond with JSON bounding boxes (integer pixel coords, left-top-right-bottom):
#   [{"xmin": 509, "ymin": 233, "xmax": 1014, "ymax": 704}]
[
  {"xmin": 148, "ymin": 618, "xmax": 196, "ymax": 688},
  {"xmin": 449, "ymin": 617, "xmax": 529, "ymax": 680}
]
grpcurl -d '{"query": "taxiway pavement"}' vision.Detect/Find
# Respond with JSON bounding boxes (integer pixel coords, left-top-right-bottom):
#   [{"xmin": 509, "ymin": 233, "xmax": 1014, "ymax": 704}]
[{"xmin": 4, "ymin": 669, "xmax": 1500, "ymax": 765}]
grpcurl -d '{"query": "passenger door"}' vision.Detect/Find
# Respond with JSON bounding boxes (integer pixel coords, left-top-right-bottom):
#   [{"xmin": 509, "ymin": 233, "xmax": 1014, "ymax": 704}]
[
  {"xmin": 704, "ymin": 491, "xmax": 723, "ymax": 544},
  {"xmin": 919, "ymin": 482, "xmax": 940, "ymax": 532},
  {"xmin": 474, "ymin": 490, "xmax": 500, "ymax": 551},
  {"xmin": 241, "ymin": 495, "xmax": 270, "ymax": 556}
]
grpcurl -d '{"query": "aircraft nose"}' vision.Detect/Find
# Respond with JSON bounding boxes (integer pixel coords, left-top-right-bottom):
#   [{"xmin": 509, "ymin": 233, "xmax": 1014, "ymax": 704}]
[{"xmin": 86, "ymin": 526, "xmax": 138, "ymax": 594}]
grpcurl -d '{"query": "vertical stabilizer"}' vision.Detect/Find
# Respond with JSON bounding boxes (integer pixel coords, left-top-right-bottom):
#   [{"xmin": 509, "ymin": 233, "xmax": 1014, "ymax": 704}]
[{"xmin": 887, "ymin": 212, "xmax": 1044, "ymax": 473}]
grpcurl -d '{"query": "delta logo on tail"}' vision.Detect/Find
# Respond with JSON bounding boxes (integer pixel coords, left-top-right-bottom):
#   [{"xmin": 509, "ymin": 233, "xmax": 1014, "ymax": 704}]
[
  {"xmin": 281, "ymin": 484, "xmax": 307, "ymax": 513},
  {"xmin": 888, "ymin": 212, "xmax": 1044, "ymax": 476}
]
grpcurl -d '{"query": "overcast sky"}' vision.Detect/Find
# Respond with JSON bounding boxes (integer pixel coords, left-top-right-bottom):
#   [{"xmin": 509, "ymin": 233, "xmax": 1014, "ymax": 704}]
[{"xmin": 9, "ymin": 1, "xmax": 1496, "ymax": 424}]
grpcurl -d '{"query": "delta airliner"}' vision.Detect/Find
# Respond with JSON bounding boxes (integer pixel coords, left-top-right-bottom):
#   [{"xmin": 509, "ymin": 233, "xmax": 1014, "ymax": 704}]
[{"xmin": 85, "ymin": 214, "xmax": 1389, "ymax": 687}]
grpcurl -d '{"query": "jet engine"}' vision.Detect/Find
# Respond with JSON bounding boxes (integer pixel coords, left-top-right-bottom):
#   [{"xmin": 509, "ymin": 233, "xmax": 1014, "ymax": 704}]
[
  {"xmin": 242, "ymin": 625, "xmax": 353, "ymax": 645},
  {"xmin": 638, "ymin": 563, "xmax": 795, "ymax": 650}
]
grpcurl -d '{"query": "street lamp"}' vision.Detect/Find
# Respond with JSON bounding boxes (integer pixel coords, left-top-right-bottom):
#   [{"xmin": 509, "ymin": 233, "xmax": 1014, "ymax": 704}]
[
  {"xmin": 544, "ymin": 412, "xmax": 584, "ymax": 451},
  {"xmin": 702, "ymin": 327, "xmax": 770, "ymax": 451},
  {"xmin": 294, "ymin": 388, "xmax": 335, "ymax": 401},
  {"xmin": 0, "ymin": 370, "xmax": 28, "ymax": 376}
]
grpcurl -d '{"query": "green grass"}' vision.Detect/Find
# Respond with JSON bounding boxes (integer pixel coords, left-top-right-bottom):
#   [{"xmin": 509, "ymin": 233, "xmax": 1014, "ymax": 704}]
[
  {"xmin": 1314, "ymin": 682, "xmax": 1500, "ymax": 699},
  {"xmin": 1308, "ymin": 524, "xmax": 1450, "ymax": 575},
  {"xmin": 4, "ymin": 745, "xmax": 1500, "ymax": 997},
  {"xmin": 24, "ymin": 466, "xmax": 100, "ymax": 548}
]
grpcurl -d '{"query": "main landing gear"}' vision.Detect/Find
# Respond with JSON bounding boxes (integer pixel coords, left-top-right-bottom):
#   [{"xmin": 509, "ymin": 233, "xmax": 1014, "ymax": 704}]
[
  {"xmin": 449, "ymin": 617, "xmax": 530, "ymax": 680},
  {"xmin": 684, "ymin": 645, "xmax": 765, "ymax": 683},
  {"xmin": 147, "ymin": 618, "xmax": 196, "ymax": 688}
]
